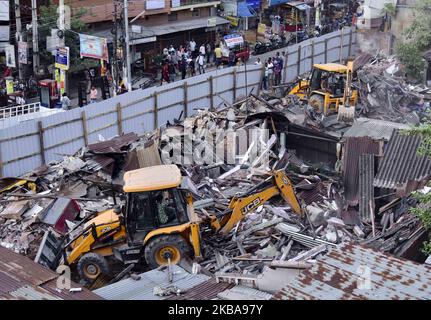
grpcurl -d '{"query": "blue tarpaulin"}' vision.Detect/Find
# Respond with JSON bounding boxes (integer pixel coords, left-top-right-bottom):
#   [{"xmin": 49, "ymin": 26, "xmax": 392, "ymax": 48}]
[
  {"xmin": 237, "ymin": 1, "xmax": 254, "ymax": 18},
  {"xmin": 268, "ymin": 0, "xmax": 290, "ymax": 6},
  {"xmin": 246, "ymin": 0, "xmax": 260, "ymax": 10}
]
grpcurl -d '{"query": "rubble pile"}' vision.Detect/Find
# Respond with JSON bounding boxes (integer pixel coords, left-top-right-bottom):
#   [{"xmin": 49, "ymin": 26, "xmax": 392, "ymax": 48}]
[
  {"xmin": 356, "ymin": 55, "xmax": 431, "ymax": 124},
  {"xmin": 0, "ymin": 54, "xmax": 430, "ymax": 289}
]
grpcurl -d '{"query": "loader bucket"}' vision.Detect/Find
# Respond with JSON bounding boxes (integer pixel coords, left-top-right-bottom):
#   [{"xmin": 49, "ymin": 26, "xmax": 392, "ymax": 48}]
[
  {"xmin": 337, "ymin": 103, "xmax": 355, "ymax": 123},
  {"xmin": 34, "ymin": 229, "xmax": 65, "ymax": 271}
]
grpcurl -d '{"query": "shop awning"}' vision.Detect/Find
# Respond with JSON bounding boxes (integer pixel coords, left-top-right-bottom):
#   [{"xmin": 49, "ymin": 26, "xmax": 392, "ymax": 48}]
[
  {"xmin": 269, "ymin": 0, "xmax": 290, "ymax": 6},
  {"xmin": 92, "ymin": 16, "xmax": 230, "ymax": 44},
  {"xmin": 237, "ymin": 2, "xmax": 254, "ymax": 18}
]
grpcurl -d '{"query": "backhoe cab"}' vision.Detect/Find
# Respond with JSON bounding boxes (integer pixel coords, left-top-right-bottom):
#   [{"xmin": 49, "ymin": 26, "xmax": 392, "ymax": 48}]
[
  {"xmin": 49, "ymin": 165, "xmax": 301, "ymax": 283},
  {"xmin": 288, "ymin": 62, "xmax": 358, "ymax": 115}
]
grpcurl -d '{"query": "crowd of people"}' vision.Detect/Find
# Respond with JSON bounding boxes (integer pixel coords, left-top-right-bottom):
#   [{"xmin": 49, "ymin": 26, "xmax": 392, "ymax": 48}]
[
  {"xmin": 159, "ymin": 39, "xmax": 214, "ymax": 85},
  {"xmin": 258, "ymin": 51, "xmax": 285, "ymax": 91}
]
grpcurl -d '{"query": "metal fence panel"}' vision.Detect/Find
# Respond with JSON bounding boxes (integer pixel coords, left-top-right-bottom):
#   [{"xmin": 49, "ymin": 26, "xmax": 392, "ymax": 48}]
[{"xmin": 0, "ymin": 27, "xmax": 356, "ymax": 177}]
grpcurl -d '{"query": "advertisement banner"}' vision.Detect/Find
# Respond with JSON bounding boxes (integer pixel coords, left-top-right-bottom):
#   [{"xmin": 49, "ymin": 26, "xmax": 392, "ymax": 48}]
[
  {"xmin": 18, "ymin": 42, "xmax": 28, "ymax": 64},
  {"xmin": 207, "ymin": 17, "xmax": 217, "ymax": 27},
  {"xmin": 55, "ymin": 46, "xmax": 70, "ymax": 71},
  {"xmin": 5, "ymin": 44, "xmax": 15, "ymax": 68},
  {"xmin": 6, "ymin": 78, "xmax": 13, "ymax": 94},
  {"xmin": 223, "ymin": 34, "xmax": 244, "ymax": 48},
  {"xmin": 79, "ymin": 34, "xmax": 109, "ymax": 61},
  {"xmin": 146, "ymin": 0, "xmax": 165, "ymax": 10},
  {"xmin": 0, "ymin": 0, "xmax": 9, "ymax": 21}
]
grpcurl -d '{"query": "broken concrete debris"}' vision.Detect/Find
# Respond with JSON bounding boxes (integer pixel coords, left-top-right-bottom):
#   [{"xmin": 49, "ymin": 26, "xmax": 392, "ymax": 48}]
[{"xmin": 0, "ymin": 53, "xmax": 430, "ymax": 299}]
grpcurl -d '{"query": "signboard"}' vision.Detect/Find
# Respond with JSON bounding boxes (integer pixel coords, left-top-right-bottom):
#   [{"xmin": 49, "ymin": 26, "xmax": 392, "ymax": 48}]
[
  {"xmin": 146, "ymin": 0, "xmax": 165, "ymax": 10},
  {"xmin": 79, "ymin": 34, "xmax": 109, "ymax": 61},
  {"xmin": 18, "ymin": 42, "xmax": 28, "ymax": 64},
  {"xmin": 223, "ymin": 1, "xmax": 237, "ymax": 16},
  {"xmin": 55, "ymin": 46, "xmax": 70, "ymax": 71},
  {"xmin": 223, "ymin": 34, "xmax": 244, "ymax": 48},
  {"xmin": 0, "ymin": 25, "xmax": 9, "ymax": 41},
  {"xmin": 226, "ymin": 16, "xmax": 239, "ymax": 27},
  {"xmin": 131, "ymin": 25, "xmax": 142, "ymax": 33},
  {"xmin": 130, "ymin": 36, "xmax": 157, "ymax": 46},
  {"xmin": 207, "ymin": 17, "xmax": 217, "ymax": 27},
  {"xmin": 172, "ymin": 0, "xmax": 180, "ymax": 7},
  {"xmin": 5, "ymin": 44, "xmax": 15, "ymax": 68},
  {"xmin": 0, "ymin": 1, "xmax": 9, "ymax": 21}
]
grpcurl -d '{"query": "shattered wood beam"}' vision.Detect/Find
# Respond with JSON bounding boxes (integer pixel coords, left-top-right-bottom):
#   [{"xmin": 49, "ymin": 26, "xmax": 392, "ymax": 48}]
[
  {"xmin": 279, "ymin": 239, "xmax": 294, "ymax": 261},
  {"xmin": 237, "ymin": 218, "xmax": 283, "ymax": 242},
  {"xmin": 217, "ymin": 165, "xmax": 241, "ymax": 180}
]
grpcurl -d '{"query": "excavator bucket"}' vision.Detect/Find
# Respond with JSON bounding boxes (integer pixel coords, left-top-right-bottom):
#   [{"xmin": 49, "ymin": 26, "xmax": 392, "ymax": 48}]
[{"xmin": 337, "ymin": 103, "xmax": 355, "ymax": 123}]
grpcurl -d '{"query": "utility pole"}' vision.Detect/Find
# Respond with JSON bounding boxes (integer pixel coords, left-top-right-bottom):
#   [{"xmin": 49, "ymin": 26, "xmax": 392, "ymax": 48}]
[
  {"xmin": 14, "ymin": 0, "xmax": 23, "ymax": 79},
  {"xmin": 112, "ymin": 1, "xmax": 119, "ymax": 96},
  {"xmin": 123, "ymin": 0, "xmax": 132, "ymax": 91},
  {"xmin": 31, "ymin": 0, "xmax": 39, "ymax": 75},
  {"xmin": 58, "ymin": 0, "xmax": 67, "ymax": 96}
]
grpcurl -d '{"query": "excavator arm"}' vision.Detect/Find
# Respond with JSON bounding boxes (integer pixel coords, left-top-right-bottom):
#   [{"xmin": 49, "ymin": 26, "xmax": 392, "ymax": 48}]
[{"xmin": 217, "ymin": 170, "xmax": 302, "ymax": 235}]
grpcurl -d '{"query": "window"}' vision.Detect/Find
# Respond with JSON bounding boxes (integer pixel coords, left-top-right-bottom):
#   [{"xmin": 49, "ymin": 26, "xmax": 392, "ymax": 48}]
[
  {"xmin": 168, "ymin": 13, "xmax": 178, "ymax": 21},
  {"xmin": 129, "ymin": 193, "xmax": 154, "ymax": 231},
  {"xmin": 192, "ymin": 9, "xmax": 200, "ymax": 17}
]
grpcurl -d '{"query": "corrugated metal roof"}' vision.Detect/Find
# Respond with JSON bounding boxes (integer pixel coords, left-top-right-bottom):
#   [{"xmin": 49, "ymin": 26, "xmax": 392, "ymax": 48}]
[
  {"xmin": 343, "ymin": 118, "xmax": 410, "ymax": 141},
  {"xmin": 0, "ymin": 246, "xmax": 102, "ymax": 300},
  {"xmin": 87, "ymin": 133, "xmax": 138, "ymax": 154},
  {"xmin": 272, "ymin": 242, "xmax": 431, "ymax": 300},
  {"xmin": 358, "ymin": 154, "xmax": 375, "ymax": 222},
  {"xmin": 167, "ymin": 278, "xmax": 234, "ymax": 300},
  {"xmin": 94, "ymin": 265, "xmax": 210, "ymax": 300},
  {"xmin": 342, "ymin": 137, "xmax": 382, "ymax": 205},
  {"xmin": 374, "ymin": 130, "xmax": 431, "ymax": 193}
]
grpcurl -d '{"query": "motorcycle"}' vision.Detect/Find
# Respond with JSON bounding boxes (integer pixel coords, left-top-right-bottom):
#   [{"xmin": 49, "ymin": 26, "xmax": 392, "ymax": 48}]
[{"xmin": 254, "ymin": 41, "xmax": 272, "ymax": 55}]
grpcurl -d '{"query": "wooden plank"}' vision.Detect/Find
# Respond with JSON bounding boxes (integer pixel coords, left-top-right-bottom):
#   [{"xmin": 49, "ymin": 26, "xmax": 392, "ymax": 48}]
[
  {"xmin": 297, "ymin": 45, "xmax": 301, "ymax": 76},
  {"xmin": 38, "ymin": 121, "xmax": 46, "ymax": 165},
  {"xmin": 116, "ymin": 103, "xmax": 123, "ymax": 135},
  {"xmin": 81, "ymin": 111, "xmax": 89, "ymax": 146},
  {"xmin": 233, "ymin": 68, "xmax": 237, "ymax": 101},
  {"xmin": 183, "ymin": 82, "xmax": 188, "ymax": 118},
  {"xmin": 153, "ymin": 92, "xmax": 158, "ymax": 130},
  {"xmin": 209, "ymin": 75, "xmax": 214, "ymax": 111}
]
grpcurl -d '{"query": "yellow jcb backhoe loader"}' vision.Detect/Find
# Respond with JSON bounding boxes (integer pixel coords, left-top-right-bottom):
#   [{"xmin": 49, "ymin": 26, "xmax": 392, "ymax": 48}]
[
  {"xmin": 39, "ymin": 165, "xmax": 302, "ymax": 283},
  {"xmin": 288, "ymin": 61, "xmax": 358, "ymax": 116}
]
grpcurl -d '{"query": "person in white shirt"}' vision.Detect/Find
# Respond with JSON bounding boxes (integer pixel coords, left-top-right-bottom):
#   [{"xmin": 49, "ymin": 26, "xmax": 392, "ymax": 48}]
[
  {"xmin": 189, "ymin": 39, "xmax": 196, "ymax": 52},
  {"xmin": 61, "ymin": 92, "xmax": 71, "ymax": 110},
  {"xmin": 254, "ymin": 58, "xmax": 262, "ymax": 66},
  {"xmin": 267, "ymin": 58, "xmax": 274, "ymax": 88},
  {"xmin": 199, "ymin": 44, "xmax": 205, "ymax": 56},
  {"xmin": 196, "ymin": 53, "xmax": 205, "ymax": 74}
]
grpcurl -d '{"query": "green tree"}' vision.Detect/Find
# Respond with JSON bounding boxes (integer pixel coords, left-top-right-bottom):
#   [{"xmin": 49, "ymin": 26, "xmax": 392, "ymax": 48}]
[
  {"xmin": 38, "ymin": 1, "xmax": 99, "ymax": 73},
  {"xmin": 403, "ymin": 125, "xmax": 431, "ymax": 255},
  {"xmin": 395, "ymin": 0, "xmax": 431, "ymax": 80}
]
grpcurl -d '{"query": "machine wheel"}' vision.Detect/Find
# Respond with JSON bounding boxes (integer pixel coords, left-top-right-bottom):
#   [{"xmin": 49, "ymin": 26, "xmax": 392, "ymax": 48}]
[
  {"xmin": 144, "ymin": 234, "xmax": 192, "ymax": 270},
  {"xmin": 77, "ymin": 253, "xmax": 110, "ymax": 283},
  {"xmin": 309, "ymin": 94, "xmax": 326, "ymax": 114}
]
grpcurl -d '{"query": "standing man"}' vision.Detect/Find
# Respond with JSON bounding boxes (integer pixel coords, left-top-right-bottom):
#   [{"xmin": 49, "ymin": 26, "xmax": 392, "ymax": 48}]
[
  {"xmin": 273, "ymin": 52, "xmax": 282, "ymax": 86},
  {"xmin": 189, "ymin": 39, "xmax": 197, "ymax": 57},
  {"xmin": 168, "ymin": 61, "xmax": 176, "ymax": 83},
  {"xmin": 206, "ymin": 43, "xmax": 212, "ymax": 64},
  {"xmin": 228, "ymin": 50, "xmax": 236, "ymax": 67},
  {"xmin": 214, "ymin": 44, "xmax": 222, "ymax": 69},
  {"xmin": 199, "ymin": 43, "xmax": 205, "ymax": 56},
  {"xmin": 180, "ymin": 55, "xmax": 187, "ymax": 80},
  {"xmin": 196, "ymin": 53, "xmax": 205, "ymax": 74}
]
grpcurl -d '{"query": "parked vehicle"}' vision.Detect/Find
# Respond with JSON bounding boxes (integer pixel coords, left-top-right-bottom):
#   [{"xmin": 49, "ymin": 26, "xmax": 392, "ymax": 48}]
[{"xmin": 221, "ymin": 33, "xmax": 250, "ymax": 63}]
